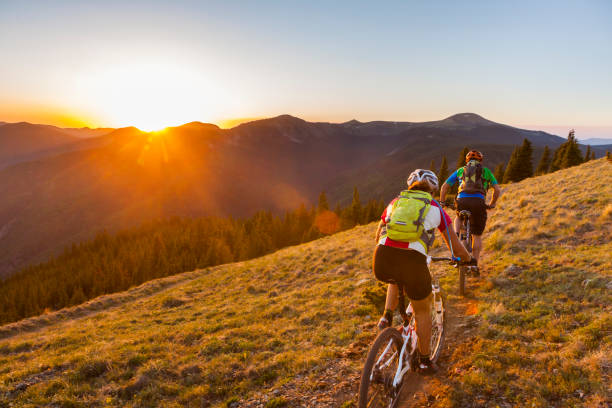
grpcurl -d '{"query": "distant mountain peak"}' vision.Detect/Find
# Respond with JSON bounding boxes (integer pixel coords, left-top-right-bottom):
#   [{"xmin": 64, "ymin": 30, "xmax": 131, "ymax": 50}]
[
  {"xmin": 178, "ymin": 121, "xmax": 220, "ymax": 130},
  {"xmin": 272, "ymin": 114, "xmax": 306, "ymax": 123},
  {"xmin": 342, "ymin": 119, "xmax": 362, "ymax": 126},
  {"xmin": 236, "ymin": 114, "xmax": 307, "ymax": 129},
  {"xmin": 442, "ymin": 113, "xmax": 495, "ymax": 125}
]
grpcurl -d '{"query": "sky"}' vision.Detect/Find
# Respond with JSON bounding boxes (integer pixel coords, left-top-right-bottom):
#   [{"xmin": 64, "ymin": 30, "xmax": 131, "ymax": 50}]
[{"xmin": 1, "ymin": 0, "xmax": 611, "ymax": 136}]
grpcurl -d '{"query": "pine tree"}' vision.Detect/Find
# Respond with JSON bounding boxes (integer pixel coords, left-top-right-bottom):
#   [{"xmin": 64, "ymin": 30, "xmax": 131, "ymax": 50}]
[
  {"xmin": 560, "ymin": 129, "xmax": 583, "ymax": 168},
  {"xmin": 350, "ymin": 187, "xmax": 362, "ymax": 225},
  {"xmin": 535, "ymin": 146, "xmax": 552, "ymax": 175},
  {"xmin": 549, "ymin": 144, "xmax": 564, "ymax": 172},
  {"xmin": 493, "ymin": 162, "xmax": 505, "ymax": 183},
  {"xmin": 456, "ymin": 147, "xmax": 470, "ymax": 169},
  {"xmin": 503, "ymin": 146, "xmax": 521, "ymax": 183},
  {"xmin": 317, "ymin": 191, "xmax": 329, "ymax": 213},
  {"xmin": 429, "ymin": 159, "xmax": 436, "ymax": 173},
  {"xmin": 607, "ymin": 151, "xmax": 611, "ymax": 162},
  {"xmin": 516, "ymin": 138, "xmax": 534, "ymax": 180},
  {"xmin": 585, "ymin": 145, "xmax": 592, "ymax": 162},
  {"xmin": 438, "ymin": 156, "xmax": 449, "ymax": 186}
]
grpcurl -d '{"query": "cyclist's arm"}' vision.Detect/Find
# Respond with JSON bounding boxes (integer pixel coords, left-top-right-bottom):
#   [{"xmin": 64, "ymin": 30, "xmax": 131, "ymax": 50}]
[
  {"xmin": 375, "ymin": 220, "xmax": 383, "ymax": 242},
  {"xmin": 489, "ymin": 184, "xmax": 501, "ymax": 208},
  {"xmin": 440, "ymin": 224, "xmax": 471, "ymax": 261}
]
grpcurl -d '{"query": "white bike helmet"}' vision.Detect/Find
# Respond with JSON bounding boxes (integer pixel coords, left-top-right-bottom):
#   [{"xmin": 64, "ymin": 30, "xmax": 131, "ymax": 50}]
[{"xmin": 407, "ymin": 169, "xmax": 439, "ymax": 190}]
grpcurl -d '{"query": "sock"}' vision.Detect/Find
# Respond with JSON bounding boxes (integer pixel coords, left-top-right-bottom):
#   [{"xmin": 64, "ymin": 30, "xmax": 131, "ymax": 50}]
[{"xmin": 383, "ymin": 309, "xmax": 393, "ymax": 323}]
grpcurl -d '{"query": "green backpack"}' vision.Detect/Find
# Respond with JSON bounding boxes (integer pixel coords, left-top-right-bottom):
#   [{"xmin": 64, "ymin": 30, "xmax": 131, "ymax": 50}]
[{"xmin": 385, "ymin": 190, "xmax": 435, "ymax": 249}]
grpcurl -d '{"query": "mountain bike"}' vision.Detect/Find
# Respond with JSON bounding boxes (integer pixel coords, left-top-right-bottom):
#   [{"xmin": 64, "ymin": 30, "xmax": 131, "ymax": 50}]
[
  {"xmin": 456, "ymin": 208, "xmax": 473, "ymax": 296},
  {"xmin": 358, "ymin": 256, "xmax": 454, "ymax": 408},
  {"xmin": 448, "ymin": 202, "xmax": 492, "ymax": 296},
  {"xmin": 442, "ymin": 203, "xmax": 476, "ymax": 296}
]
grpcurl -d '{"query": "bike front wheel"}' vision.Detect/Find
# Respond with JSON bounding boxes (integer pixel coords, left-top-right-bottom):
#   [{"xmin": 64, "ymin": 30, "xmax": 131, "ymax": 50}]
[
  {"xmin": 430, "ymin": 289, "xmax": 446, "ymax": 362},
  {"xmin": 358, "ymin": 327, "xmax": 404, "ymax": 408}
]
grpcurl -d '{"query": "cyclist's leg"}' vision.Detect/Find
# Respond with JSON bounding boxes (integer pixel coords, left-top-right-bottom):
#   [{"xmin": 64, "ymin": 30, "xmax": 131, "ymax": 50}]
[
  {"xmin": 384, "ymin": 283, "xmax": 399, "ymax": 310},
  {"xmin": 472, "ymin": 234, "xmax": 482, "ymax": 261},
  {"xmin": 455, "ymin": 198, "xmax": 466, "ymax": 236},
  {"xmin": 469, "ymin": 199, "xmax": 487, "ymax": 263},
  {"xmin": 411, "ymin": 293, "xmax": 433, "ymax": 356},
  {"xmin": 453, "ymin": 215, "xmax": 461, "ymax": 236},
  {"xmin": 373, "ymin": 245, "xmax": 402, "ymax": 328}
]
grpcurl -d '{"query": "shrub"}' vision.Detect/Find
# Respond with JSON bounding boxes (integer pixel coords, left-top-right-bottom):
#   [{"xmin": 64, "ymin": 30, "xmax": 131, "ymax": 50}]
[{"xmin": 74, "ymin": 359, "xmax": 110, "ymax": 381}]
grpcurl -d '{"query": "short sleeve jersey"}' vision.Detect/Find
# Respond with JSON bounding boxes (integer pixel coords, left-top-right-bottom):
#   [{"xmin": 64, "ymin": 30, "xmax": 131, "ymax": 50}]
[
  {"xmin": 379, "ymin": 196, "xmax": 452, "ymax": 256},
  {"xmin": 445, "ymin": 166, "xmax": 498, "ymax": 199}
]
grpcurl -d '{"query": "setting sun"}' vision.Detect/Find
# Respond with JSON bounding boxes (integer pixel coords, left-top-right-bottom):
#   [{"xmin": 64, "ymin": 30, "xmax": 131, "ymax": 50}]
[{"xmin": 73, "ymin": 60, "xmax": 227, "ymax": 131}]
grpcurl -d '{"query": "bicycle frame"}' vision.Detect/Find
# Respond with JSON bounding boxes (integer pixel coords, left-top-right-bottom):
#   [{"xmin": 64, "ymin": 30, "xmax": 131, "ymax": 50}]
[{"xmin": 378, "ymin": 257, "xmax": 446, "ymax": 388}]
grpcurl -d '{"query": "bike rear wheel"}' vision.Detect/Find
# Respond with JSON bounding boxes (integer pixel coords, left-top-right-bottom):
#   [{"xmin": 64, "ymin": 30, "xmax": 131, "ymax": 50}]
[
  {"xmin": 358, "ymin": 327, "xmax": 404, "ymax": 408},
  {"xmin": 458, "ymin": 265, "xmax": 466, "ymax": 296},
  {"xmin": 459, "ymin": 221, "xmax": 472, "ymax": 296}
]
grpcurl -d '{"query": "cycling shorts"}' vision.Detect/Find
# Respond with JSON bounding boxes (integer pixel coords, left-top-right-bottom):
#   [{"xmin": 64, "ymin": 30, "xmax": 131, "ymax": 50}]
[
  {"xmin": 456, "ymin": 196, "xmax": 487, "ymax": 235},
  {"xmin": 372, "ymin": 244, "xmax": 432, "ymax": 301}
]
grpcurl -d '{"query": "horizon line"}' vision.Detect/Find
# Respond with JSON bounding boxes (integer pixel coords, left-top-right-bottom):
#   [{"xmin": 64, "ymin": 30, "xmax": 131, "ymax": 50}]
[{"xmin": 2, "ymin": 114, "xmax": 612, "ymax": 138}]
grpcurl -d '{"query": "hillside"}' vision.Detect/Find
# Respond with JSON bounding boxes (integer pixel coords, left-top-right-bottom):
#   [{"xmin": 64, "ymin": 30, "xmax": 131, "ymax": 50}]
[
  {"xmin": 0, "ymin": 159, "xmax": 609, "ymax": 407},
  {"xmin": 0, "ymin": 122, "xmax": 114, "ymax": 169},
  {"xmin": 0, "ymin": 122, "xmax": 79, "ymax": 168},
  {"xmin": 1, "ymin": 113, "xmax": 595, "ymax": 278}
]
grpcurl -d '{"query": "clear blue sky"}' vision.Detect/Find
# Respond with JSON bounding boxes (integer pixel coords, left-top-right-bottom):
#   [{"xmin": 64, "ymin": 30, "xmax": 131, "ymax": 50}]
[{"xmin": 0, "ymin": 0, "xmax": 610, "ymax": 136}]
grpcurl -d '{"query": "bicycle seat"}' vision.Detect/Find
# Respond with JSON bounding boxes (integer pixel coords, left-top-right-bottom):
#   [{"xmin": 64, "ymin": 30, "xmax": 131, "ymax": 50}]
[{"xmin": 459, "ymin": 210, "xmax": 471, "ymax": 218}]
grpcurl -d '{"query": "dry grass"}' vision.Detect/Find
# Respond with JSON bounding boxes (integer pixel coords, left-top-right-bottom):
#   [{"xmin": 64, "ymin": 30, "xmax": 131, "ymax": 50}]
[
  {"xmin": 0, "ymin": 159, "xmax": 610, "ymax": 407},
  {"xmin": 439, "ymin": 158, "xmax": 612, "ymax": 407},
  {"xmin": 0, "ymin": 223, "xmax": 389, "ymax": 407}
]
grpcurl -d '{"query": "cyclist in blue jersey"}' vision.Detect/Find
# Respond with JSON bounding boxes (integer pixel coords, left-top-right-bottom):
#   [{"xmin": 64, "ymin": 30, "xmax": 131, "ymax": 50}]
[{"xmin": 439, "ymin": 150, "xmax": 501, "ymax": 274}]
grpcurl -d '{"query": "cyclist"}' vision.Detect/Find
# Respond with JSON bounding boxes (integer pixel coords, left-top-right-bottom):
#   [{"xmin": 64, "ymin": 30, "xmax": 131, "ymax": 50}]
[
  {"xmin": 373, "ymin": 169, "xmax": 473, "ymax": 373},
  {"xmin": 439, "ymin": 150, "xmax": 501, "ymax": 275}
]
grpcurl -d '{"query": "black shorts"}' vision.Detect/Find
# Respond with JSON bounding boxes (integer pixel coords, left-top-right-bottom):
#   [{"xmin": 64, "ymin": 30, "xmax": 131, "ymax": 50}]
[
  {"xmin": 456, "ymin": 196, "xmax": 487, "ymax": 235},
  {"xmin": 372, "ymin": 245, "xmax": 432, "ymax": 301}
]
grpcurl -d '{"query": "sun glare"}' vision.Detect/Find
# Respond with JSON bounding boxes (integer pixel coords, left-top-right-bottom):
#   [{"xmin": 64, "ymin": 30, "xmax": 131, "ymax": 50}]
[{"xmin": 75, "ymin": 60, "xmax": 228, "ymax": 131}]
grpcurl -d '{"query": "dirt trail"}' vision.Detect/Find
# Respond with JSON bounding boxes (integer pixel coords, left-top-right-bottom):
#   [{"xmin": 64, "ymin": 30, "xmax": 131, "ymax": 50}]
[{"xmin": 396, "ymin": 274, "xmax": 483, "ymax": 407}]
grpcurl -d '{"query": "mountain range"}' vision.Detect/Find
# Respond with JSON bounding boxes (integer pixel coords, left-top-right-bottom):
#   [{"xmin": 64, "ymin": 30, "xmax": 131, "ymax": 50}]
[
  {"xmin": 0, "ymin": 122, "xmax": 114, "ymax": 169},
  {"xmin": 579, "ymin": 137, "xmax": 612, "ymax": 146},
  {"xmin": 0, "ymin": 113, "xmax": 609, "ymax": 277}
]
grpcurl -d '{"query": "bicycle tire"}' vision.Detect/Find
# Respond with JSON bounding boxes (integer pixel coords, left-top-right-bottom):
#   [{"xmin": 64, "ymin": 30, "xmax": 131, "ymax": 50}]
[
  {"xmin": 358, "ymin": 327, "xmax": 404, "ymax": 408},
  {"xmin": 430, "ymin": 289, "xmax": 446, "ymax": 362},
  {"xmin": 459, "ymin": 219, "xmax": 471, "ymax": 296},
  {"xmin": 458, "ymin": 266, "xmax": 466, "ymax": 296}
]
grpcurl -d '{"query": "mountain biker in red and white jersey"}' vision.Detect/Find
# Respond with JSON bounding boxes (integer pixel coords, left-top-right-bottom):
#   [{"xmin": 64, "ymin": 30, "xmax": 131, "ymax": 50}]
[
  {"xmin": 439, "ymin": 150, "xmax": 501, "ymax": 275},
  {"xmin": 373, "ymin": 169, "xmax": 473, "ymax": 373}
]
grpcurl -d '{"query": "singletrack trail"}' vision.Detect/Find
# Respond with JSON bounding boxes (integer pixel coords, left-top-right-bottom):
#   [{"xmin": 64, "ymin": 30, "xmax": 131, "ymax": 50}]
[{"xmin": 397, "ymin": 270, "xmax": 483, "ymax": 407}]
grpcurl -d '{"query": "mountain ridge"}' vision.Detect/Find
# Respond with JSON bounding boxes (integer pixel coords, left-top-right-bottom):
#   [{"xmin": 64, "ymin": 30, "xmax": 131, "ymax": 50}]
[{"xmin": 0, "ymin": 114, "xmax": 606, "ymax": 277}]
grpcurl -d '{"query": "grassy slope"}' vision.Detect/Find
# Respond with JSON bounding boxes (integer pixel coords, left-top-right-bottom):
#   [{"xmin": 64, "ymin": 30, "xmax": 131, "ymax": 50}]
[
  {"xmin": 0, "ymin": 159, "xmax": 610, "ymax": 407},
  {"xmin": 438, "ymin": 158, "xmax": 611, "ymax": 407},
  {"xmin": 0, "ymin": 224, "xmax": 384, "ymax": 407}
]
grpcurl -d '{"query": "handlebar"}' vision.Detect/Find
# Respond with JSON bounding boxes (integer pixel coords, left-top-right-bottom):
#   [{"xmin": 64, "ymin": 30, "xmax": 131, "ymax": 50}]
[{"xmin": 428, "ymin": 256, "xmax": 478, "ymax": 266}]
